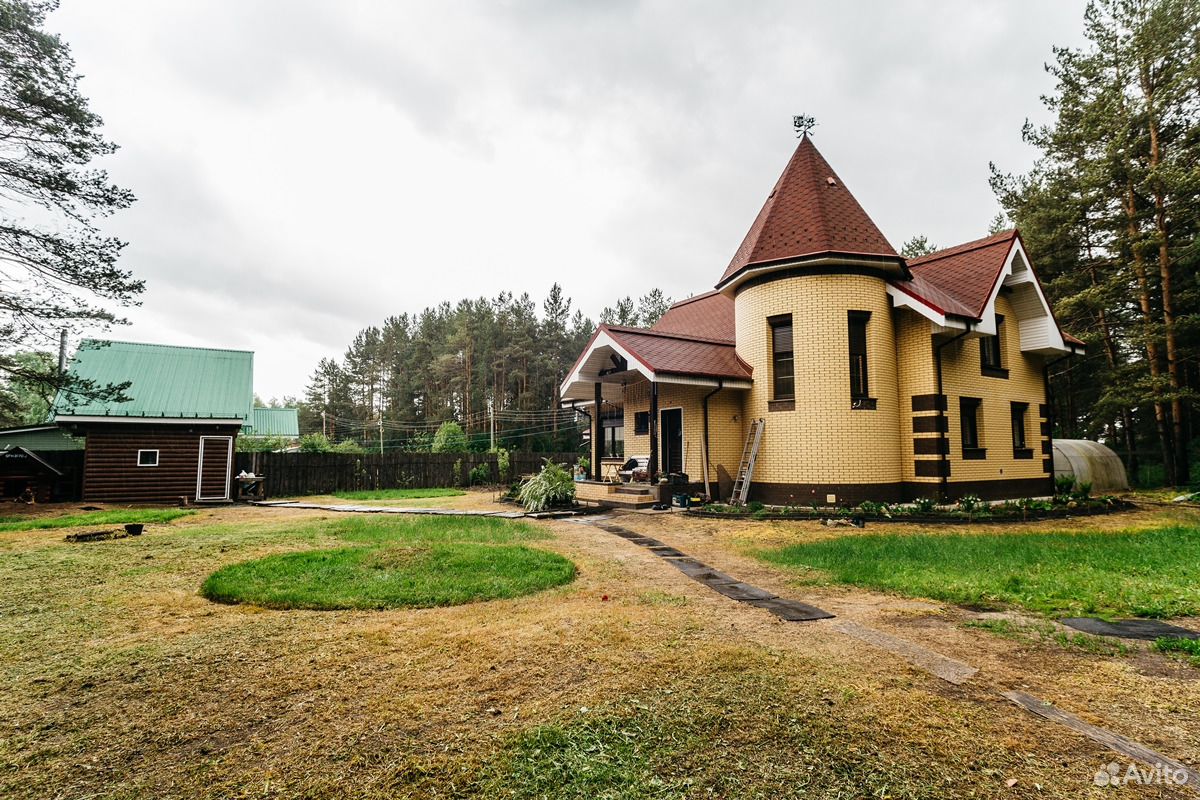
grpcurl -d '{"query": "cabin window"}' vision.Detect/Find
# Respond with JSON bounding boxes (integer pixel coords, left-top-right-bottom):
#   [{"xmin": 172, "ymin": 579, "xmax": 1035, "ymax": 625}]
[
  {"xmin": 1011, "ymin": 402, "xmax": 1032, "ymax": 458},
  {"xmin": 633, "ymin": 411, "xmax": 649, "ymax": 436},
  {"xmin": 601, "ymin": 410, "xmax": 624, "ymax": 458},
  {"xmin": 980, "ymin": 314, "xmax": 1006, "ymax": 376},
  {"xmin": 848, "ymin": 311, "xmax": 874, "ymax": 408},
  {"xmin": 960, "ymin": 398, "xmax": 985, "ymax": 459},
  {"xmin": 769, "ymin": 314, "xmax": 794, "ymax": 401},
  {"xmin": 137, "ymin": 449, "xmax": 159, "ymax": 467}
]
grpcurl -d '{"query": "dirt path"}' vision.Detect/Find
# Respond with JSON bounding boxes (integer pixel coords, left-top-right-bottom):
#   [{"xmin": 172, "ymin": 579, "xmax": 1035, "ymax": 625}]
[{"xmin": 554, "ymin": 509, "xmax": 1200, "ymax": 793}]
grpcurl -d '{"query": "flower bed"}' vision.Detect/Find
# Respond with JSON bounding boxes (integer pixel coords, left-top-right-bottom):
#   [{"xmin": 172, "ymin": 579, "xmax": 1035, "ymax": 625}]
[{"xmin": 689, "ymin": 491, "xmax": 1133, "ymax": 523}]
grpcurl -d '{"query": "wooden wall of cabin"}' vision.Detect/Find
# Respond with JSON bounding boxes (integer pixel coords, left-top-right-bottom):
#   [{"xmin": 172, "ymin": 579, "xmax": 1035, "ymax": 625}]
[{"xmin": 78, "ymin": 424, "xmax": 240, "ymax": 503}]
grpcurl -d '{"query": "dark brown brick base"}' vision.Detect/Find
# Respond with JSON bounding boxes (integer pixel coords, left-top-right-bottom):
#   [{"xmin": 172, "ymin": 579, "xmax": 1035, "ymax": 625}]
[{"xmin": 746, "ymin": 476, "xmax": 1055, "ymax": 506}]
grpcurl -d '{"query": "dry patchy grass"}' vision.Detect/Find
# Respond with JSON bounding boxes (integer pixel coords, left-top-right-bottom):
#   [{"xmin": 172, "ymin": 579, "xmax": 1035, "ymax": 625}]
[{"xmin": 1, "ymin": 502, "xmax": 1197, "ymax": 798}]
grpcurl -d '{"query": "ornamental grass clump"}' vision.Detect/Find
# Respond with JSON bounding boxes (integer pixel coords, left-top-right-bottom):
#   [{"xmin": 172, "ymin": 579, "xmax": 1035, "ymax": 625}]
[{"xmin": 518, "ymin": 459, "xmax": 575, "ymax": 512}]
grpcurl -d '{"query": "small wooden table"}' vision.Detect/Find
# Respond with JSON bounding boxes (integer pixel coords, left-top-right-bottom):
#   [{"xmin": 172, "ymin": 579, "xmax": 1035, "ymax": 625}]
[
  {"xmin": 235, "ymin": 475, "xmax": 267, "ymax": 501},
  {"xmin": 600, "ymin": 459, "xmax": 624, "ymax": 482}
]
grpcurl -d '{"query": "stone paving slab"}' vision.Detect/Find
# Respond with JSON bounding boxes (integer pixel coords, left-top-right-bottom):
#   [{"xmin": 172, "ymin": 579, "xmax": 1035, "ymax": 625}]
[
  {"xmin": 746, "ymin": 598, "xmax": 835, "ymax": 622},
  {"xmin": 707, "ymin": 582, "xmax": 779, "ymax": 602},
  {"xmin": 589, "ymin": 518, "xmax": 832, "ymax": 623},
  {"xmin": 1062, "ymin": 617, "xmax": 1200, "ymax": 641},
  {"xmin": 834, "ymin": 621, "xmax": 978, "ymax": 685}
]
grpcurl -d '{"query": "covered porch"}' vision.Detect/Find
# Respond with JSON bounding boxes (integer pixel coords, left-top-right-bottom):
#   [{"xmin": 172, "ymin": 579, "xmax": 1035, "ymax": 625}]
[{"xmin": 560, "ymin": 324, "xmax": 752, "ymax": 507}]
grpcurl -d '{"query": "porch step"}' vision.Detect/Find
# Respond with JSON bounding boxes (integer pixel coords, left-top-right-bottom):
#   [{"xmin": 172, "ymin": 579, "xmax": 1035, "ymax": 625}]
[
  {"xmin": 615, "ymin": 486, "xmax": 654, "ymax": 496},
  {"xmin": 602, "ymin": 494, "xmax": 661, "ymax": 509}
]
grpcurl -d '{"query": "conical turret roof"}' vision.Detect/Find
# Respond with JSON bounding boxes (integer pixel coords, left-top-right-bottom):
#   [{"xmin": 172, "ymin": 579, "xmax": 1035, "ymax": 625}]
[{"xmin": 717, "ymin": 136, "xmax": 902, "ymax": 288}]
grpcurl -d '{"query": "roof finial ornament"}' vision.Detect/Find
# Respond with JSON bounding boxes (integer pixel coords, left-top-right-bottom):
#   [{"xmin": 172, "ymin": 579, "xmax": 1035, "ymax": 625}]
[{"xmin": 793, "ymin": 114, "xmax": 816, "ymax": 138}]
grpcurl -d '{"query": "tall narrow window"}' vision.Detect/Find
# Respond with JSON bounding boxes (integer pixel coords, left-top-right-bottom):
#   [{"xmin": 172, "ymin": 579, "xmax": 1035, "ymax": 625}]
[
  {"xmin": 960, "ymin": 397, "xmax": 985, "ymax": 459},
  {"xmin": 770, "ymin": 315, "xmax": 794, "ymax": 401},
  {"xmin": 981, "ymin": 314, "xmax": 1006, "ymax": 376},
  {"xmin": 601, "ymin": 410, "xmax": 624, "ymax": 459},
  {"xmin": 848, "ymin": 311, "xmax": 871, "ymax": 402},
  {"xmin": 1011, "ymin": 402, "xmax": 1032, "ymax": 458}
]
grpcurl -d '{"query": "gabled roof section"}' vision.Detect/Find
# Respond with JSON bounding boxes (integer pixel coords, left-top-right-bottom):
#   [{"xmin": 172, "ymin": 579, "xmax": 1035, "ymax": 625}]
[
  {"xmin": 0, "ymin": 425, "xmax": 84, "ymax": 451},
  {"xmin": 904, "ymin": 229, "xmax": 1017, "ymax": 319},
  {"xmin": 52, "ymin": 340, "xmax": 255, "ymax": 421},
  {"xmin": 603, "ymin": 325, "xmax": 751, "ymax": 381},
  {"xmin": 242, "ymin": 407, "xmax": 300, "ymax": 437},
  {"xmin": 559, "ymin": 323, "xmax": 752, "ymax": 403},
  {"xmin": 651, "ymin": 291, "xmax": 734, "ymax": 342},
  {"xmin": 886, "ymin": 230, "xmax": 1083, "ymax": 356},
  {"xmin": 717, "ymin": 135, "xmax": 903, "ymax": 289}
]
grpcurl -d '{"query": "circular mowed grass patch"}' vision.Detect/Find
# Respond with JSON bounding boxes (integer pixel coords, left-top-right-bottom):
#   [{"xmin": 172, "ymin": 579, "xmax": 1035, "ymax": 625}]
[{"xmin": 201, "ymin": 543, "xmax": 575, "ymax": 610}]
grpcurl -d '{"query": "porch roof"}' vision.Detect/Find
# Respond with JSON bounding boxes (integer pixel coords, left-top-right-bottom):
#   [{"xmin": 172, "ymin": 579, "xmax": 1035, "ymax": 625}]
[{"xmin": 560, "ymin": 324, "xmax": 752, "ymax": 403}]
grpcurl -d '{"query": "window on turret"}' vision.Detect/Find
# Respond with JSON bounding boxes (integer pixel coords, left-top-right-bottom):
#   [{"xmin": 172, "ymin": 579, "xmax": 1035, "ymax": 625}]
[
  {"xmin": 769, "ymin": 315, "xmax": 794, "ymax": 400},
  {"xmin": 848, "ymin": 311, "xmax": 871, "ymax": 401}
]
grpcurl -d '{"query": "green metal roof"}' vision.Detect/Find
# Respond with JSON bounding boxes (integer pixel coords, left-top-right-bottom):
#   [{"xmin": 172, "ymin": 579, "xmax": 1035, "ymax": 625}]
[
  {"xmin": 52, "ymin": 340, "xmax": 254, "ymax": 421},
  {"xmin": 241, "ymin": 407, "xmax": 300, "ymax": 437},
  {"xmin": 0, "ymin": 426, "xmax": 84, "ymax": 451}
]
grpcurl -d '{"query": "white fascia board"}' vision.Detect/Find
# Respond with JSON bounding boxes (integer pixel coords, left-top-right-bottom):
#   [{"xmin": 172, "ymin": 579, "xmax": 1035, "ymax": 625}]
[
  {"xmin": 54, "ymin": 415, "xmax": 245, "ymax": 425},
  {"xmin": 886, "ymin": 283, "xmax": 949, "ymax": 327},
  {"xmin": 559, "ymin": 329, "xmax": 655, "ymax": 398}
]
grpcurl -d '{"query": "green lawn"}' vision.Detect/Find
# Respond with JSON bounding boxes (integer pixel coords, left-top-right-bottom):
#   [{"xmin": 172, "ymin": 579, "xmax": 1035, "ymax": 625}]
[
  {"xmin": 201, "ymin": 514, "xmax": 573, "ymax": 610},
  {"xmin": 330, "ymin": 487, "xmax": 465, "ymax": 501},
  {"xmin": 757, "ymin": 525, "xmax": 1200, "ymax": 619},
  {"xmin": 0, "ymin": 509, "xmax": 194, "ymax": 532}
]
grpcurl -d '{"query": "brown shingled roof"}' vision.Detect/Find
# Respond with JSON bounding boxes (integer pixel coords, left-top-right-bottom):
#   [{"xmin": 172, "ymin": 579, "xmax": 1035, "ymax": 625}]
[
  {"xmin": 651, "ymin": 291, "xmax": 735, "ymax": 342},
  {"xmin": 718, "ymin": 135, "xmax": 900, "ymax": 287},
  {"xmin": 903, "ymin": 229, "xmax": 1016, "ymax": 319},
  {"xmin": 604, "ymin": 325, "xmax": 752, "ymax": 381}
]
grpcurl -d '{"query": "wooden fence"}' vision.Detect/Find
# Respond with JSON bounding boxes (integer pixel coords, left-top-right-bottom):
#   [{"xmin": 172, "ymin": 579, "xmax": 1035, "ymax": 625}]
[{"xmin": 234, "ymin": 451, "xmax": 580, "ymax": 497}]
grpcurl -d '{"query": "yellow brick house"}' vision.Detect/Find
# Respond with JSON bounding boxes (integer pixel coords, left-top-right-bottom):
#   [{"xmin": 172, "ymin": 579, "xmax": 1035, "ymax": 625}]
[{"xmin": 561, "ymin": 135, "xmax": 1083, "ymax": 506}]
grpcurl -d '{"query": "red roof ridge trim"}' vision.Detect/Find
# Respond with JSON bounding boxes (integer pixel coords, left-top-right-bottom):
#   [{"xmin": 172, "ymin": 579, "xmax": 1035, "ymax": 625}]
[
  {"xmin": 664, "ymin": 290, "xmax": 721, "ymax": 309},
  {"xmin": 602, "ymin": 324, "xmax": 735, "ymax": 346},
  {"xmin": 908, "ymin": 229, "xmax": 1015, "ymax": 269}
]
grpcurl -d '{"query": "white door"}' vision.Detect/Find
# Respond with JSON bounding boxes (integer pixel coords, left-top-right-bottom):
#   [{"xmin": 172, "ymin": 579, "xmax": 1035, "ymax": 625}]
[{"xmin": 196, "ymin": 436, "xmax": 233, "ymax": 501}]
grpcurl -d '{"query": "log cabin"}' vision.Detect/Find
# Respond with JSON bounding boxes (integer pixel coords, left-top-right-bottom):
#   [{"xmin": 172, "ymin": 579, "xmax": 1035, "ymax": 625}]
[{"xmin": 52, "ymin": 340, "xmax": 254, "ymax": 504}]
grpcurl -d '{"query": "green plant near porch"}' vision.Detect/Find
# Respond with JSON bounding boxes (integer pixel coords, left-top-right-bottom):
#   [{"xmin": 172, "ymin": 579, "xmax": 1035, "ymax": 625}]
[{"xmin": 518, "ymin": 459, "xmax": 575, "ymax": 512}]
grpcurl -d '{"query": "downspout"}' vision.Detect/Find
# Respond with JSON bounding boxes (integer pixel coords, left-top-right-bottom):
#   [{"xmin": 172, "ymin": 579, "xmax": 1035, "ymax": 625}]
[
  {"xmin": 701, "ymin": 380, "xmax": 723, "ymax": 500},
  {"xmin": 934, "ymin": 323, "xmax": 972, "ymax": 503},
  {"xmin": 1043, "ymin": 351, "xmax": 1075, "ymax": 491}
]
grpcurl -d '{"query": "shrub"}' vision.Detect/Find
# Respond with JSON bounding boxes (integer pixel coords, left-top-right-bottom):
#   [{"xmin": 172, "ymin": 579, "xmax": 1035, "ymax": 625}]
[
  {"xmin": 493, "ymin": 447, "xmax": 511, "ymax": 483},
  {"xmin": 469, "ymin": 462, "xmax": 492, "ymax": 485},
  {"xmin": 299, "ymin": 433, "xmax": 333, "ymax": 452},
  {"xmin": 452, "ymin": 459, "xmax": 463, "ymax": 486},
  {"xmin": 746, "ymin": 500, "xmax": 765, "ymax": 513},
  {"xmin": 1054, "ymin": 474, "xmax": 1076, "ymax": 495},
  {"xmin": 858, "ymin": 500, "xmax": 884, "ymax": 516},
  {"xmin": 518, "ymin": 459, "xmax": 576, "ymax": 512},
  {"xmin": 331, "ymin": 439, "xmax": 365, "ymax": 454},
  {"xmin": 431, "ymin": 421, "xmax": 468, "ymax": 453},
  {"xmin": 956, "ymin": 494, "xmax": 984, "ymax": 514},
  {"xmin": 913, "ymin": 497, "xmax": 936, "ymax": 513},
  {"xmin": 236, "ymin": 435, "xmax": 291, "ymax": 453},
  {"xmin": 1073, "ymin": 481, "xmax": 1092, "ymax": 499}
]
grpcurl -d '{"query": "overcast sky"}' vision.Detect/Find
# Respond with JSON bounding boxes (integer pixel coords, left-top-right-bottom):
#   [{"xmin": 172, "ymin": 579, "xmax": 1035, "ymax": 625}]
[{"xmin": 51, "ymin": 0, "xmax": 1087, "ymax": 401}]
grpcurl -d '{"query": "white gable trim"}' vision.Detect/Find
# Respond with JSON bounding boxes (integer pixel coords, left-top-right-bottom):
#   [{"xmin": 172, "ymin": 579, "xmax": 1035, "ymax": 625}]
[
  {"xmin": 889, "ymin": 237, "xmax": 1077, "ymax": 355},
  {"xmin": 559, "ymin": 329, "xmax": 656, "ymax": 399},
  {"xmin": 1001, "ymin": 239, "xmax": 1073, "ymax": 355}
]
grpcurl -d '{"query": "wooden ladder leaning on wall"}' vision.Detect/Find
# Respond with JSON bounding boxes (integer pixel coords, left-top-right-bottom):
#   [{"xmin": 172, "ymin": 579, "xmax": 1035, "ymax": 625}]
[{"xmin": 729, "ymin": 418, "xmax": 765, "ymax": 506}]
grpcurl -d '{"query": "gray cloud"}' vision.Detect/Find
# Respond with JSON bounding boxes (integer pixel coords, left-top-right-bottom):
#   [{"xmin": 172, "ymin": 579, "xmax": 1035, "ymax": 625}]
[{"xmin": 51, "ymin": 0, "xmax": 1087, "ymax": 399}]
